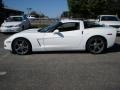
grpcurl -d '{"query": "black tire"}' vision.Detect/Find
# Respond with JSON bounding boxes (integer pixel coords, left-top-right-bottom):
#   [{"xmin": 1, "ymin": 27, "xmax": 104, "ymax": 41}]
[
  {"xmin": 86, "ymin": 36, "xmax": 106, "ymax": 54},
  {"xmin": 12, "ymin": 38, "xmax": 32, "ymax": 55}
]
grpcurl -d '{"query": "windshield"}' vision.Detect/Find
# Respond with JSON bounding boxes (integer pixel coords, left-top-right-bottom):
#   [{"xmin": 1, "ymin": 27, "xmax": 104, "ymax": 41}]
[
  {"xmin": 101, "ymin": 16, "xmax": 119, "ymax": 21},
  {"xmin": 39, "ymin": 22, "xmax": 62, "ymax": 32},
  {"xmin": 6, "ymin": 17, "xmax": 23, "ymax": 22}
]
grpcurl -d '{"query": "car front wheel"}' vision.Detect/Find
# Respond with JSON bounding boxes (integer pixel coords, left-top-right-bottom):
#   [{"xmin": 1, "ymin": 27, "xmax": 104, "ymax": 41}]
[{"xmin": 12, "ymin": 38, "xmax": 32, "ymax": 55}]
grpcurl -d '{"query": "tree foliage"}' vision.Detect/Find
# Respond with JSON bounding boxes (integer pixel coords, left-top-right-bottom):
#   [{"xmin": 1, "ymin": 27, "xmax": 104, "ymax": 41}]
[
  {"xmin": 67, "ymin": 0, "xmax": 120, "ymax": 18},
  {"xmin": 61, "ymin": 11, "xmax": 69, "ymax": 18}
]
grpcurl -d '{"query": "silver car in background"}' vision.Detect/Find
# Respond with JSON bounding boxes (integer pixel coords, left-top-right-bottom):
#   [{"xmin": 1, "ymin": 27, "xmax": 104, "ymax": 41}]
[{"xmin": 0, "ymin": 15, "xmax": 31, "ymax": 33}]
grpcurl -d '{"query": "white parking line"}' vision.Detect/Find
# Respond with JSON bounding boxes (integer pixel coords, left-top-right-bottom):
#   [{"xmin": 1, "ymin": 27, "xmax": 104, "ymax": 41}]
[{"xmin": 0, "ymin": 72, "xmax": 7, "ymax": 76}]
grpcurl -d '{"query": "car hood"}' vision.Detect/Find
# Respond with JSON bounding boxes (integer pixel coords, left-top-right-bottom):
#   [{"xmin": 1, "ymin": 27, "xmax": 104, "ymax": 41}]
[
  {"xmin": 20, "ymin": 28, "xmax": 40, "ymax": 33},
  {"xmin": 100, "ymin": 21, "xmax": 120, "ymax": 26},
  {"xmin": 2, "ymin": 22, "xmax": 22, "ymax": 26},
  {"xmin": 5, "ymin": 28, "xmax": 43, "ymax": 41}
]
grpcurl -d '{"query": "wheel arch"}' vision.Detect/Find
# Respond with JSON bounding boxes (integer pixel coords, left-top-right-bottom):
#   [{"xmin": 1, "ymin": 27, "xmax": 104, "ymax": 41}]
[
  {"xmin": 85, "ymin": 35, "xmax": 107, "ymax": 50},
  {"xmin": 11, "ymin": 37, "xmax": 32, "ymax": 52}
]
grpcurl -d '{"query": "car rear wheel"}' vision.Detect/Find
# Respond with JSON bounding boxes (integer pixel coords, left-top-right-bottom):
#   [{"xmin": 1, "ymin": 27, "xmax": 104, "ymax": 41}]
[
  {"xmin": 12, "ymin": 38, "xmax": 31, "ymax": 55},
  {"xmin": 86, "ymin": 37, "xmax": 106, "ymax": 54}
]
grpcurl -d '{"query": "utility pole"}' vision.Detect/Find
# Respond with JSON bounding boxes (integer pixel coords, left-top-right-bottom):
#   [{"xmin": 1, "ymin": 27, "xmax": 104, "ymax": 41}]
[{"xmin": 27, "ymin": 8, "xmax": 32, "ymax": 16}]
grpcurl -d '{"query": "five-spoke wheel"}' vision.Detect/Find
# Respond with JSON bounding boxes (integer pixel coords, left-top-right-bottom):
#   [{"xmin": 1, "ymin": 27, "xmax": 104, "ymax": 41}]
[
  {"xmin": 12, "ymin": 38, "xmax": 31, "ymax": 55},
  {"xmin": 87, "ymin": 37, "xmax": 106, "ymax": 54}
]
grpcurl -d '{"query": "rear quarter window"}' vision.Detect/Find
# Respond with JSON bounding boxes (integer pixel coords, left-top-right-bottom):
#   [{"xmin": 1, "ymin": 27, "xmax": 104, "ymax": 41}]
[{"xmin": 84, "ymin": 21, "xmax": 104, "ymax": 29}]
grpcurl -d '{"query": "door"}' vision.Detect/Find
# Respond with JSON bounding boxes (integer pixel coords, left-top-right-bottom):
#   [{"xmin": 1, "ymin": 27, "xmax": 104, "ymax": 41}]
[{"xmin": 44, "ymin": 22, "xmax": 83, "ymax": 51}]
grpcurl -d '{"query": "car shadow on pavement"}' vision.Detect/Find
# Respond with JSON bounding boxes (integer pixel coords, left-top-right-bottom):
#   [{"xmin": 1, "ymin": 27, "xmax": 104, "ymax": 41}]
[
  {"xmin": 117, "ymin": 34, "xmax": 120, "ymax": 37},
  {"xmin": 33, "ymin": 51, "xmax": 87, "ymax": 55},
  {"xmin": 106, "ymin": 43, "xmax": 120, "ymax": 53}
]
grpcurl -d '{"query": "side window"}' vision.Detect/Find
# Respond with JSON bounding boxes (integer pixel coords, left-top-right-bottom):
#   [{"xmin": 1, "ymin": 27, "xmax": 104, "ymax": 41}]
[{"xmin": 58, "ymin": 22, "xmax": 79, "ymax": 32}]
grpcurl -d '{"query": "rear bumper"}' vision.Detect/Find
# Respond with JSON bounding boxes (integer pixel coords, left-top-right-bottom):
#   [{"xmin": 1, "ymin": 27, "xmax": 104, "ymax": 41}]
[
  {"xmin": 107, "ymin": 33, "xmax": 117, "ymax": 48},
  {"xmin": 117, "ymin": 29, "xmax": 120, "ymax": 34}
]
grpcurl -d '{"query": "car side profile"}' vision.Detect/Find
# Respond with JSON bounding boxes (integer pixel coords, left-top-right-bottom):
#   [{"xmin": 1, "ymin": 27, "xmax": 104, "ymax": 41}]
[
  {"xmin": 0, "ymin": 15, "xmax": 31, "ymax": 33},
  {"xmin": 4, "ymin": 19, "xmax": 117, "ymax": 55}
]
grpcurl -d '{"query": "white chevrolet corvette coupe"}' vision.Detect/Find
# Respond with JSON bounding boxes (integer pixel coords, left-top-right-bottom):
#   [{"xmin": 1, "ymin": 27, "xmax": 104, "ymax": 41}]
[{"xmin": 4, "ymin": 19, "xmax": 117, "ymax": 55}]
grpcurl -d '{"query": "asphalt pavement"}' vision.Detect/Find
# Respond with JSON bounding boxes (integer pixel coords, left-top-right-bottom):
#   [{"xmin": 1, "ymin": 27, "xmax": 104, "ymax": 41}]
[{"xmin": 0, "ymin": 33, "xmax": 120, "ymax": 90}]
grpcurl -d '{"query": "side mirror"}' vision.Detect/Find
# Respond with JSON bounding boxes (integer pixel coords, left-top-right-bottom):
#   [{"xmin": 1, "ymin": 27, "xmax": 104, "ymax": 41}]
[{"xmin": 53, "ymin": 30, "xmax": 59, "ymax": 34}]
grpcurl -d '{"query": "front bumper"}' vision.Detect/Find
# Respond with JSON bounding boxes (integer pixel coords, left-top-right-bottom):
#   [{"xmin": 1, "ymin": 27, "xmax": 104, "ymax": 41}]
[
  {"xmin": 4, "ymin": 39, "xmax": 12, "ymax": 51},
  {"xmin": 0, "ymin": 27, "xmax": 22, "ymax": 33}
]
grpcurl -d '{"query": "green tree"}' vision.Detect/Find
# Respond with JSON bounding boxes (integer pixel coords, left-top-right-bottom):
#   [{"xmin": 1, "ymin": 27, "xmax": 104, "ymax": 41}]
[
  {"xmin": 67, "ymin": 0, "xmax": 120, "ymax": 18},
  {"xmin": 61, "ymin": 11, "xmax": 70, "ymax": 18}
]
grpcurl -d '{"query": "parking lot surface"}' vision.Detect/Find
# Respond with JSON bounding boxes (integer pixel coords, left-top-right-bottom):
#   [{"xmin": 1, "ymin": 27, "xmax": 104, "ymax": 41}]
[{"xmin": 0, "ymin": 33, "xmax": 120, "ymax": 90}]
